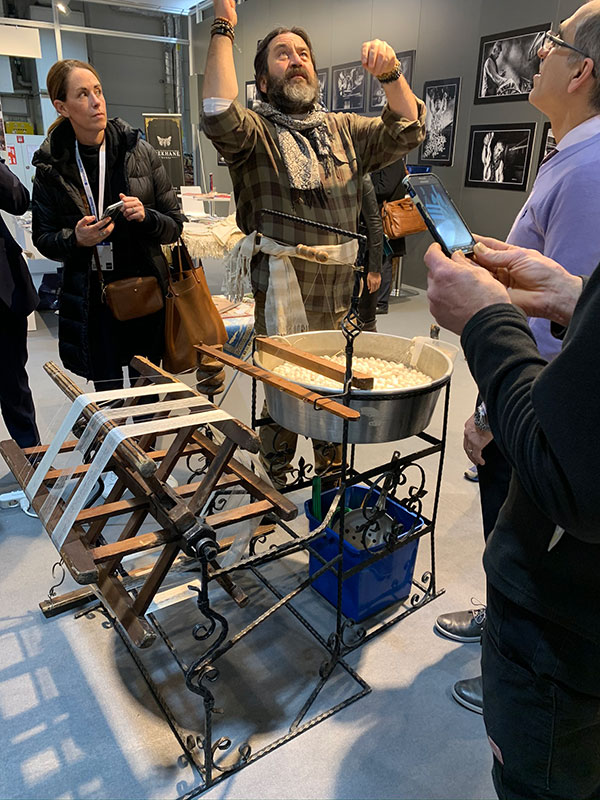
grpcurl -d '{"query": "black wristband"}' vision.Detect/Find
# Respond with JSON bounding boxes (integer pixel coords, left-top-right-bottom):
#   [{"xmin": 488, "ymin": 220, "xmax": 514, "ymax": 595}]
[{"xmin": 377, "ymin": 60, "xmax": 403, "ymax": 84}]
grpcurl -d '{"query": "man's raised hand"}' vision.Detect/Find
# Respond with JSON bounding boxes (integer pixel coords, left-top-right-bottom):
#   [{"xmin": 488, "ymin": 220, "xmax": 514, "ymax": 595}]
[
  {"xmin": 361, "ymin": 39, "xmax": 396, "ymax": 76},
  {"xmin": 213, "ymin": 0, "xmax": 237, "ymax": 25}
]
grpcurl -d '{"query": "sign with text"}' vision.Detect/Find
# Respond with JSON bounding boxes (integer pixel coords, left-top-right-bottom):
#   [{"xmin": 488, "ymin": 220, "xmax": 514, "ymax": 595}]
[{"xmin": 143, "ymin": 113, "xmax": 184, "ymax": 189}]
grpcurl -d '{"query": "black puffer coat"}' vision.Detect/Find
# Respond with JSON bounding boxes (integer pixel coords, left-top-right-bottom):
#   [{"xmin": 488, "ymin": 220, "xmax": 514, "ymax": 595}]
[{"xmin": 32, "ymin": 117, "xmax": 184, "ymax": 379}]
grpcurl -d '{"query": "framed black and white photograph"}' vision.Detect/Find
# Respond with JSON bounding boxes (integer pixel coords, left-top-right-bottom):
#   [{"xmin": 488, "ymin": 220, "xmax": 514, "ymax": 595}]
[
  {"xmin": 465, "ymin": 123, "xmax": 536, "ymax": 191},
  {"xmin": 368, "ymin": 50, "xmax": 415, "ymax": 113},
  {"xmin": 419, "ymin": 77, "xmax": 461, "ymax": 167},
  {"xmin": 332, "ymin": 61, "xmax": 366, "ymax": 112},
  {"xmin": 536, "ymin": 121, "xmax": 556, "ymax": 171},
  {"xmin": 245, "ymin": 80, "xmax": 258, "ymax": 110},
  {"xmin": 474, "ymin": 24, "xmax": 549, "ymax": 104},
  {"xmin": 317, "ymin": 68, "xmax": 329, "ymax": 110}
]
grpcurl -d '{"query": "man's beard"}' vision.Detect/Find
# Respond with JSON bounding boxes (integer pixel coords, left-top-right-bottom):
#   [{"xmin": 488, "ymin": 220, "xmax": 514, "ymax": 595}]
[{"xmin": 265, "ymin": 67, "xmax": 319, "ymax": 114}]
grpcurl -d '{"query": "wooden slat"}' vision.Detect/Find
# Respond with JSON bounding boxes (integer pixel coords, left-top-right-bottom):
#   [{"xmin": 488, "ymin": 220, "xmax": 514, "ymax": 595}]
[
  {"xmin": 130, "ymin": 355, "xmax": 260, "ymax": 453},
  {"xmin": 192, "ymin": 430, "xmax": 297, "ymax": 521},
  {"xmin": 195, "ymin": 342, "xmax": 361, "ymax": 421},
  {"xmin": 74, "ymin": 473, "xmax": 241, "ymax": 525},
  {"xmin": 92, "ymin": 531, "xmax": 175, "ymax": 563},
  {"xmin": 255, "ymin": 336, "xmax": 374, "ymax": 390},
  {"xmin": 95, "ymin": 570, "xmax": 156, "ymax": 648}
]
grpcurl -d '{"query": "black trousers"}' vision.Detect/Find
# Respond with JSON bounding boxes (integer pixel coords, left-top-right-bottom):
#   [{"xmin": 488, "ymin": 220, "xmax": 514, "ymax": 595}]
[
  {"xmin": 88, "ymin": 286, "xmax": 165, "ymax": 391},
  {"xmin": 478, "ymin": 438, "xmax": 512, "ymax": 540},
  {"xmin": 358, "ymin": 280, "xmax": 378, "ymax": 331},
  {"xmin": 0, "ymin": 306, "xmax": 39, "ymax": 447},
  {"xmin": 482, "ymin": 585, "xmax": 600, "ymax": 800},
  {"xmin": 377, "ymin": 253, "xmax": 394, "ymax": 310}
]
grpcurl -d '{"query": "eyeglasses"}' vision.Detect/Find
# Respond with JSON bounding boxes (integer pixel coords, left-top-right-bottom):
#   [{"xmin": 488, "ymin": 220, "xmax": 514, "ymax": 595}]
[{"xmin": 542, "ymin": 30, "xmax": 591, "ymax": 60}]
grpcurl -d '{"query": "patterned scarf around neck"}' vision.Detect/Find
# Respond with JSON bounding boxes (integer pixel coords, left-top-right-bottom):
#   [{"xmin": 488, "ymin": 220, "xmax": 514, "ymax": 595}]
[{"xmin": 253, "ymin": 100, "xmax": 333, "ymax": 193}]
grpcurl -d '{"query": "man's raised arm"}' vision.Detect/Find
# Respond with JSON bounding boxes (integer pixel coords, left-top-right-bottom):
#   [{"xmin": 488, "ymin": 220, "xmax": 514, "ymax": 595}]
[
  {"xmin": 202, "ymin": 0, "xmax": 238, "ymax": 101},
  {"xmin": 361, "ymin": 39, "xmax": 418, "ymax": 121}
]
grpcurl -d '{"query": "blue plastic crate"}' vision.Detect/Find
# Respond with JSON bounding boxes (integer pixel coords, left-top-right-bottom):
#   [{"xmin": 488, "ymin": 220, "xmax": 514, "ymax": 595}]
[{"xmin": 305, "ymin": 485, "xmax": 422, "ymax": 622}]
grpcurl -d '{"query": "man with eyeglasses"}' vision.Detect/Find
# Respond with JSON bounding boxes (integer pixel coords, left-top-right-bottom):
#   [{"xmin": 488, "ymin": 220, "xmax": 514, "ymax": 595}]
[{"xmin": 437, "ymin": 0, "xmax": 600, "ymax": 724}]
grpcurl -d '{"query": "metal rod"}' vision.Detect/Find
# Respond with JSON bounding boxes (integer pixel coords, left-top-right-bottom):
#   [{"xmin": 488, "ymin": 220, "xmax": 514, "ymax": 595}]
[
  {"xmin": 51, "ymin": 1, "xmax": 63, "ymax": 61},
  {"xmin": 259, "ymin": 209, "xmax": 367, "ymax": 245}
]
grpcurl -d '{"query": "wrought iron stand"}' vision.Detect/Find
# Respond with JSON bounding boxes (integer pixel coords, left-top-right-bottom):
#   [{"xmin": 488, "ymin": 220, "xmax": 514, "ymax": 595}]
[{"xmin": 250, "ymin": 209, "xmax": 449, "ymax": 655}]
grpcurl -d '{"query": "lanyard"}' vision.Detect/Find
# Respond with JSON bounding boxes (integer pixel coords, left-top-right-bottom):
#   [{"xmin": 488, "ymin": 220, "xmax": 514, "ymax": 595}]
[{"xmin": 75, "ymin": 137, "xmax": 106, "ymax": 219}]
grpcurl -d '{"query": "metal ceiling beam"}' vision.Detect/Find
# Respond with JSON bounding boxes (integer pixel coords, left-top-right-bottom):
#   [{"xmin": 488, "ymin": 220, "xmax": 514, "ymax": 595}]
[
  {"xmin": 61, "ymin": 21, "xmax": 188, "ymax": 43},
  {"xmin": 0, "ymin": 15, "xmax": 189, "ymax": 45},
  {"xmin": 79, "ymin": 0, "xmax": 192, "ymax": 16}
]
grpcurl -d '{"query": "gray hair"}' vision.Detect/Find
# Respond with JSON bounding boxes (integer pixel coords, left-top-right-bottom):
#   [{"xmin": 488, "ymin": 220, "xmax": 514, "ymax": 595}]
[{"xmin": 569, "ymin": 4, "xmax": 600, "ymax": 110}]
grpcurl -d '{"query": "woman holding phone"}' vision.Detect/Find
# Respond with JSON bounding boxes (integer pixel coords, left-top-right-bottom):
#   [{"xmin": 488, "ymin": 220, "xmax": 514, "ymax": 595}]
[{"xmin": 32, "ymin": 59, "xmax": 184, "ymax": 388}]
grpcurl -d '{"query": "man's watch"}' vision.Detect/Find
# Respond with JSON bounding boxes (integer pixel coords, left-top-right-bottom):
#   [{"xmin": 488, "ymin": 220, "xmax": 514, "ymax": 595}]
[{"xmin": 474, "ymin": 402, "xmax": 491, "ymax": 432}]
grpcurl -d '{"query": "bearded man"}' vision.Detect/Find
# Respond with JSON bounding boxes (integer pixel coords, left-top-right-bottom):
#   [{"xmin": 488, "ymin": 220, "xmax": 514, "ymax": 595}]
[{"xmin": 201, "ymin": 0, "xmax": 425, "ymax": 487}]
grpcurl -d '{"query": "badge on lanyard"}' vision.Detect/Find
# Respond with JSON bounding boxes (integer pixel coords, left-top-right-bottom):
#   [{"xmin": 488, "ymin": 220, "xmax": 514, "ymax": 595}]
[
  {"xmin": 75, "ymin": 138, "xmax": 114, "ymax": 270},
  {"xmin": 97, "ymin": 242, "xmax": 114, "ymax": 271}
]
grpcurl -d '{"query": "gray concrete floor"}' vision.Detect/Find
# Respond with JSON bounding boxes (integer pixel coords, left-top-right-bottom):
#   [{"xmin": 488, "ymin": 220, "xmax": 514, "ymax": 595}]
[{"xmin": 0, "ymin": 283, "xmax": 496, "ymax": 800}]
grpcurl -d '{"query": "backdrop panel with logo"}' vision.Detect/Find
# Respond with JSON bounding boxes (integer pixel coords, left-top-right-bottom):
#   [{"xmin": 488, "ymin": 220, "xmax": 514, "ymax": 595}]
[{"xmin": 143, "ymin": 113, "xmax": 185, "ymax": 189}]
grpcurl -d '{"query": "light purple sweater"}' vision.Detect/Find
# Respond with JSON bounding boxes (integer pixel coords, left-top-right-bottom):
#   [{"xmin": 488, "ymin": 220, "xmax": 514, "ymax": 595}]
[{"xmin": 507, "ymin": 130, "xmax": 600, "ymax": 360}]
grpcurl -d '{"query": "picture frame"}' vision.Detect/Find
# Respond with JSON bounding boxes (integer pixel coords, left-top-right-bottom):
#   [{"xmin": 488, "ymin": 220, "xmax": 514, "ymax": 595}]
[
  {"xmin": 536, "ymin": 120, "xmax": 556, "ymax": 171},
  {"xmin": 245, "ymin": 80, "xmax": 258, "ymax": 110},
  {"xmin": 465, "ymin": 122, "xmax": 536, "ymax": 191},
  {"xmin": 332, "ymin": 61, "xmax": 366, "ymax": 113},
  {"xmin": 368, "ymin": 49, "xmax": 415, "ymax": 113},
  {"xmin": 317, "ymin": 68, "xmax": 330, "ymax": 110},
  {"xmin": 418, "ymin": 77, "xmax": 461, "ymax": 167},
  {"xmin": 474, "ymin": 24, "xmax": 549, "ymax": 104}
]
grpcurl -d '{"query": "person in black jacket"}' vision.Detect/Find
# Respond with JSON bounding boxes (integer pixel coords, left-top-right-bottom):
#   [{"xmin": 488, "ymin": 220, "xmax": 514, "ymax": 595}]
[
  {"xmin": 357, "ymin": 174, "xmax": 383, "ymax": 331},
  {"xmin": 425, "ymin": 237, "xmax": 600, "ymax": 800},
  {"xmin": 0, "ymin": 162, "xmax": 39, "ymax": 447},
  {"xmin": 370, "ymin": 157, "xmax": 406, "ymax": 313},
  {"xmin": 32, "ymin": 59, "xmax": 184, "ymax": 388}
]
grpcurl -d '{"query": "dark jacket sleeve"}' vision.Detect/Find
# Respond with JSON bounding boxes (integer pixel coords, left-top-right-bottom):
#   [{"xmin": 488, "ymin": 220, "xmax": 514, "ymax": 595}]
[
  {"xmin": 136, "ymin": 140, "xmax": 185, "ymax": 244},
  {"xmin": 461, "ymin": 277, "xmax": 600, "ymax": 543},
  {"xmin": 0, "ymin": 161, "xmax": 29, "ymax": 215},
  {"xmin": 370, "ymin": 158, "xmax": 407, "ymax": 204},
  {"xmin": 361, "ymin": 175, "xmax": 383, "ymax": 273},
  {"xmin": 31, "ymin": 169, "xmax": 79, "ymax": 260}
]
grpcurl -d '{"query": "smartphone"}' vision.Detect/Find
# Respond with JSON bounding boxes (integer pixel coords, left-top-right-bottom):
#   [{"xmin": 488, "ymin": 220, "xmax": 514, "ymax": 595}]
[
  {"xmin": 102, "ymin": 200, "xmax": 125, "ymax": 221},
  {"xmin": 402, "ymin": 173, "xmax": 475, "ymax": 257}
]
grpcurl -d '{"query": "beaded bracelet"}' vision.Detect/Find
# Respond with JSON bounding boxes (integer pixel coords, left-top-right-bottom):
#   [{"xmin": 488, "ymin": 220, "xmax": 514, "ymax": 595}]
[
  {"xmin": 211, "ymin": 22, "xmax": 235, "ymax": 42},
  {"xmin": 377, "ymin": 59, "xmax": 402, "ymax": 84}
]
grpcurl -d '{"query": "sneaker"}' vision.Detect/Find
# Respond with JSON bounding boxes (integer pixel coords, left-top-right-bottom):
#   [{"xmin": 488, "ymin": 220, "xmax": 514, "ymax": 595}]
[
  {"xmin": 464, "ymin": 464, "xmax": 479, "ymax": 482},
  {"xmin": 435, "ymin": 606, "xmax": 486, "ymax": 643},
  {"xmin": 452, "ymin": 675, "xmax": 483, "ymax": 714}
]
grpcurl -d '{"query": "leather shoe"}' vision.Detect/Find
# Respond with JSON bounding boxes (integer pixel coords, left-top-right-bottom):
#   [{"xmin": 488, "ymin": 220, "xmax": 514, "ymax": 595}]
[
  {"xmin": 435, "ymin": 607, "xmax": 486, "ymax": 643},
  {"xmin": 452, "ymin": 675, "xmax": 483, "ymax": 714}
]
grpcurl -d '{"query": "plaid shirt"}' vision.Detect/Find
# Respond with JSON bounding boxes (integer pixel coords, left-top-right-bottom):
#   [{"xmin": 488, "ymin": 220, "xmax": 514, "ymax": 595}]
[{"xmin": 202, "ymin": 99, "xmax": 425, "ymax": 313}]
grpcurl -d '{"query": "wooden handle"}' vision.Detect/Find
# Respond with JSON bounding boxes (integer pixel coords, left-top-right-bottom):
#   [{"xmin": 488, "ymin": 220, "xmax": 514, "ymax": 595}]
[
  {"xmin": 255, "ymin": 337, "xmax": 374, "ymax": 390},
  {"xmin": 194, "ymin": 344, "xmax": 360, "ymax": 422},
  {"xmin": 296, "ymin": 244, "xmax": 329, "ymax": 263}
]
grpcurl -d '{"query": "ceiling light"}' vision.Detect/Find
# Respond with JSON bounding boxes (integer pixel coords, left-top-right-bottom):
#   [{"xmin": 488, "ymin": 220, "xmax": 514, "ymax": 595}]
[{"xmin": 56, "ymin": 2, "xmax": 71, "ymax": 16}]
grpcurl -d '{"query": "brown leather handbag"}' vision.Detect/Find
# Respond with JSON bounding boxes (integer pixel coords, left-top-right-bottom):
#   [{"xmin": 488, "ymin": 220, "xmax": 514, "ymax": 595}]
[
  {"xmin": 93, "ymin": 249, "xmax": 164, "ymax": 322},
  {"xmin": 104, "ymin": 275, "xmax": 164, "ymax": 321},
  {"xmin": 163, "ymin": 239, "xmax": 227, "ymax": 374},
  {"xmin": 381, "ymin": 197, "xmax": 427, "ymax": 239}
]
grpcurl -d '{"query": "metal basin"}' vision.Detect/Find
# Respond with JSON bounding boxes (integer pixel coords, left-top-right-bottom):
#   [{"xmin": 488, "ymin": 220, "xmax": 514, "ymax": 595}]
[{"xmin": 254, "ymin": 331, "xmax": 453, "ymax": 444}]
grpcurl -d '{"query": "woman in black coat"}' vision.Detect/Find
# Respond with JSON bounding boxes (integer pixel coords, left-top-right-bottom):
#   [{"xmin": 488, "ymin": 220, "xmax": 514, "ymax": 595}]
[{"xmin": 32, "ymin": 59, "xmax": 185, "ymax": 388}]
